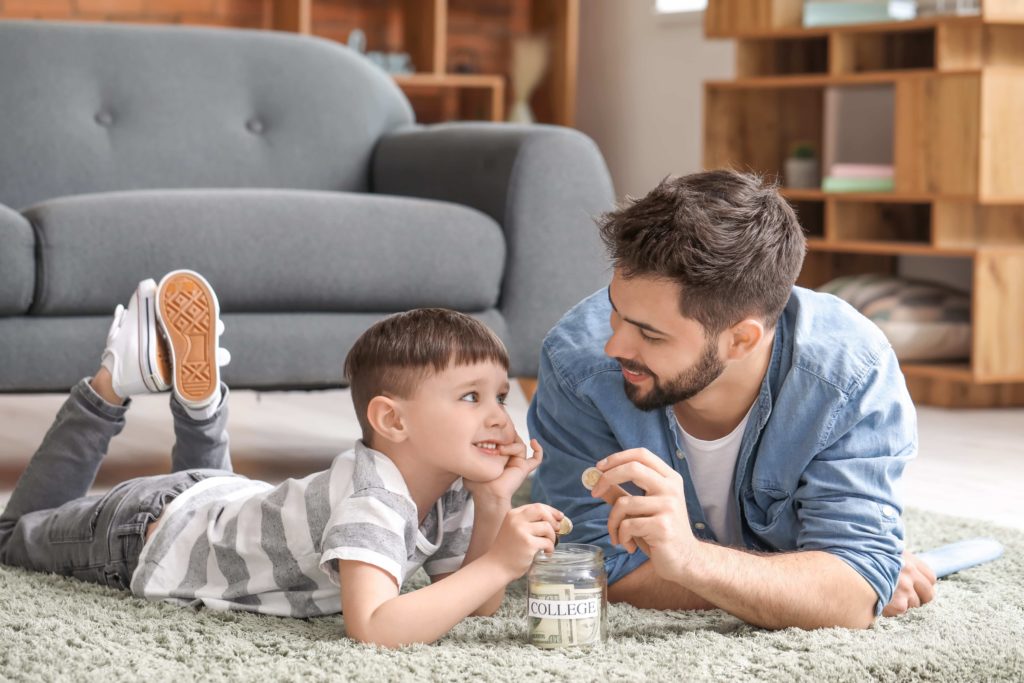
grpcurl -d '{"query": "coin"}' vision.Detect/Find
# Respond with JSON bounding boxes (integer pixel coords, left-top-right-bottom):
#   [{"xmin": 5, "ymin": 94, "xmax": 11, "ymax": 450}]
[
  {"xmin": 557, "ymin": 516, "xmax": 573, "ymax": 536},
  {"xmin": 581, "ymin": 467, "xmax": 602, "ymax": 491}
]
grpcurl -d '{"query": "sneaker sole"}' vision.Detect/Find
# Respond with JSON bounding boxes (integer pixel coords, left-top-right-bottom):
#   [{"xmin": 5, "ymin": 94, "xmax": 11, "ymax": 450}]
[{"xmin": 157, "ymin": 271, "xmax": 219, "ymax": 407}]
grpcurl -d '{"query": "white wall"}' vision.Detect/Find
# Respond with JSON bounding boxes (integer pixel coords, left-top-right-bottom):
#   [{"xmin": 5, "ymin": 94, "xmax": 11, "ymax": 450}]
[{"xmin": 576, "ymin": 2, "xmax": 734, "ymax": 200}]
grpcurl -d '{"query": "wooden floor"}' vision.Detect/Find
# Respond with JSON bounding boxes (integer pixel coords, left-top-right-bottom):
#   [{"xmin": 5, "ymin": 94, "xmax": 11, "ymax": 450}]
[{"xmin": 2, "ymin": 385, "xmax": 1022, "ymax": 531}]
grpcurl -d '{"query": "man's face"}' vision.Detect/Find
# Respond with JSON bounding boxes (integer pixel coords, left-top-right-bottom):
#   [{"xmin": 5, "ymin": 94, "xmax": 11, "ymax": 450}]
[
  {"xmin": 397, "ymin": 361, "xmax": 515, "ymax": 482},
  {"xmin": 604, "ymin": 271, "xmax": 726, "ymax": 411}
]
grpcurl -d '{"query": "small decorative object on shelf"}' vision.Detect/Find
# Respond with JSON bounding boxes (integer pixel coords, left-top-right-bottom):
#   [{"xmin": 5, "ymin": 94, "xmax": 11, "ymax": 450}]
[
  {"xmin": 508, "ymin": 34, "xmax": 550, "ymax": 124},
  {"xmin": 346, "ymin": 28, "xmax": 413, "ymax": 75},
  {"xmin": 917, "ymin": 0, "xmax": 980, "ymax": 16},
  {"xmin": 784, "ymin": 143, "xmax": 820, "ymax": 189}
]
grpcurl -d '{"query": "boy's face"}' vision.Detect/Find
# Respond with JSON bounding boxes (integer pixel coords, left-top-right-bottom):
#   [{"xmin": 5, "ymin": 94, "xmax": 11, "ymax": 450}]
[{"xmin": 397, "ymin": 360, "xmax": 515, "ymax": 482}]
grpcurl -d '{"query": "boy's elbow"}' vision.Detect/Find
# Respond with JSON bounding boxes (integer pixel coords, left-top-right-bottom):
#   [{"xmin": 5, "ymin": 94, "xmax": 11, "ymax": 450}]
[{"xmin": 345, "ymin": 625, "xmax": 434, "ymax": 649}]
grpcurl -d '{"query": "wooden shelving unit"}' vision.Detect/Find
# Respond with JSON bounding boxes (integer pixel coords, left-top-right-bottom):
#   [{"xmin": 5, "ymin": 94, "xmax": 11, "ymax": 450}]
[
  {"xmin": 704, "ymin": 0, "xmax": 1024, "ymax": 407},
  {"xmin": 271, "ymin": 0, "xmax": 578, "ymax": 125}
]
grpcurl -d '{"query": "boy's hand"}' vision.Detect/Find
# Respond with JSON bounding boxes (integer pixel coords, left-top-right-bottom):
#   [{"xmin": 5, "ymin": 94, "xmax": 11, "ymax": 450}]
[
  {"xmin": 464, "ymin": 436, "xmax": 544, "ymax": 507},
  {"xmin": 485, "ymin": 503, "xmax": 562, "ymax": 579}
]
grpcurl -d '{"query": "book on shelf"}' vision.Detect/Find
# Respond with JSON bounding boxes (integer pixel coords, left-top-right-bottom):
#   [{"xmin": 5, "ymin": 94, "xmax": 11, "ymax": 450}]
[
  {"xmin": 821, "ymin": 176, "xmax": 895, "ymax": 192},
  {"xmin": 804, "ymin": 1, "xmax": 917, "ymax": 27},
  {"xmin": 830, "ymin": 163, "xmax": 894, "ymax": 179}
]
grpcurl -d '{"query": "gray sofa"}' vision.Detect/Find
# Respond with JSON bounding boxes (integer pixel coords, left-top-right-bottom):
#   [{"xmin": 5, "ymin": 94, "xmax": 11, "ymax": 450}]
[{"xmin": 0, "ymin": 20, "xmax": 614, "ymax": 392}]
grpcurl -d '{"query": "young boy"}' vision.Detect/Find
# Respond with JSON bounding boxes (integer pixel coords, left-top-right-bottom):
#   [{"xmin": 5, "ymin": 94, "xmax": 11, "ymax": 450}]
[{"xmin": 0, "ymin": 270, "xmax": 563, "ymax": 648}]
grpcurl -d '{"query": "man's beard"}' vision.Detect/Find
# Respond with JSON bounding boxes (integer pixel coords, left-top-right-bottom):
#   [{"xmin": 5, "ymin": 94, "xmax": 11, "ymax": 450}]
[{"xmin": 619, "ymin": 338, "xmax": 726, "ymax": 412}]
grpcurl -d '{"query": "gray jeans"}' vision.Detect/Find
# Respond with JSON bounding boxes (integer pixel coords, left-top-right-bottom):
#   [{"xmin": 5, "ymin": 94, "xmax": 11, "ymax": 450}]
[{"xmin": 0, "ymin": 378, "xmax": 240, "ymax": 590}]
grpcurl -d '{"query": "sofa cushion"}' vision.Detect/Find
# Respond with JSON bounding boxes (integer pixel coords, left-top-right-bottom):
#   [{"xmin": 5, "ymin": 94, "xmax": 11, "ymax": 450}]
[
  {"xmin": 0, "ymin": 204, "xmax": 34, "ymax": 315},
  {"xmin": 0, "ymin": 21, "xmax": 413, "ymax": 210},
  {"xmin": 25, "ymin": 189, "xmax": 505, "ymax": 315}
]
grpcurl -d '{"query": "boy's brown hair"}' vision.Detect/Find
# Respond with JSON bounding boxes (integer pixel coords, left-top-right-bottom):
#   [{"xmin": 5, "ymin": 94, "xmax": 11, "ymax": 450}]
[
  {"xmin": 344, "ymin": 308, "xmax": 510, "ymax": 445},
  {"xmin": 598, "ymin": 169, "xmax": 807, "ymax": 334}
]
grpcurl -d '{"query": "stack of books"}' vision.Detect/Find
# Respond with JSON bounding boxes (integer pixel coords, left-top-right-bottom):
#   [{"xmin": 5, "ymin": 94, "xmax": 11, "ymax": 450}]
[
  {"xmin": 804, "ymin": 1, "xmax": 917, "ymax": 27},
  {"xmin": 822, "ymin": 163, "xmax": 895, "ymax": 192}
]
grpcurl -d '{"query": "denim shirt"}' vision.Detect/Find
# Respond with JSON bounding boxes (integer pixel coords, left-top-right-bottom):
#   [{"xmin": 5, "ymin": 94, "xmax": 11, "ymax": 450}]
[{"xmin": 529, "ymin": 287, "xmax": 917, "ymax": 615}]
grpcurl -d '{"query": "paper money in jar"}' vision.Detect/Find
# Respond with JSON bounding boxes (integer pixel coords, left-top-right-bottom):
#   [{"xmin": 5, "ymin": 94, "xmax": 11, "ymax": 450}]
[{"xmin": 527, "ymin": 543, "xmax": 607, "ymax": 648}]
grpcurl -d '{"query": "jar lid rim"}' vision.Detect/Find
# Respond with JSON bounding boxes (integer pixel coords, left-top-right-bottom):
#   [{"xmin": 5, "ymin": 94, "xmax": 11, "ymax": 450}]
[{"xmin": 532, "ymin": 543, "xmax": 604, "ymax": 566}]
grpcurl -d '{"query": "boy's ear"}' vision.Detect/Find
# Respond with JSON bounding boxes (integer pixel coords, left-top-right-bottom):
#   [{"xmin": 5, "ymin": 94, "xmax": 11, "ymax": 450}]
[{"xmin": 366, "ymin": 396, "xmax": 408, "ymax": 444}]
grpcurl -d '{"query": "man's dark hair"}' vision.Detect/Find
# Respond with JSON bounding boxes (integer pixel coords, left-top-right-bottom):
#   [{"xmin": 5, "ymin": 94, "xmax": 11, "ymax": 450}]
[
  {"xmin": 598, "ymin": 170, "xmax": 807, "ymax": 334},
  {"xmin": 343, "ymin": 308, "xmax": 510, "ymax": 445}
]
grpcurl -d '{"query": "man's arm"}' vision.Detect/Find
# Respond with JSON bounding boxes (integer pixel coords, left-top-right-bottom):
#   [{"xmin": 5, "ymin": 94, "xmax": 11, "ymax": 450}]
[
  {"xmin": 608, "ymin": 560, "xmax": 715, "ymax": 611},
  {"xmin": 678, "ymin": 545, "xmax": 876, "ymax": 629},
  {"xmin": 594, "ymin": 450, "xmax": 878, "ymax": 629}
]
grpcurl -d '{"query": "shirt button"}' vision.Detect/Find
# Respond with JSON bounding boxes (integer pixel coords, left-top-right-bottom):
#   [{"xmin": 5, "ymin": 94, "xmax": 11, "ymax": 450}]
[
  {"xmin": 694, "ymin": 522, "xmax": 706, "ymax": 530},
  {"xmin": 675, "ymin": 449, "xmax": 685, "ymax": 460},
  {"xmin": 881, "ymin": 505, "xmax": 895, "ymax": 517}
]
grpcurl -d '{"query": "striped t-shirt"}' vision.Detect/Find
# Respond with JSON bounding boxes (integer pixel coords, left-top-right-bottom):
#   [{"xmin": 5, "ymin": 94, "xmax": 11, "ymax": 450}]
[{"xmin": 130, "ymin": 441, "xmax": 475, "ymax": 617}]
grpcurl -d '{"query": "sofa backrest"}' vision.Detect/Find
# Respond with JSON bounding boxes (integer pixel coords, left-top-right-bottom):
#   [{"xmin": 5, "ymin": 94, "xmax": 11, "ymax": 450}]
[{"xmin": 0, "ymin": 20, "xmax": 414, "ymax": 210}]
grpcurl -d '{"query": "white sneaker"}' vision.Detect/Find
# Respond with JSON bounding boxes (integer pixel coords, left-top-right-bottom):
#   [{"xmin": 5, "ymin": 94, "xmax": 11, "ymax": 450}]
[
  {"xmin": 101, "ymin": 279, "xmax": 172, "ymax": 400},
  {"xmin": 156, "ymin": 270, "xmax": 230, "ymax": 411}
]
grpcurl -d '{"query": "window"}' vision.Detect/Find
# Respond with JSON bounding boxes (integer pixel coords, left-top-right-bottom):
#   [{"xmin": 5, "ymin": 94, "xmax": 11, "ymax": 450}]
[{"xmin": 655, "ymin": 0, "xmax": 707, "ymax": 13}]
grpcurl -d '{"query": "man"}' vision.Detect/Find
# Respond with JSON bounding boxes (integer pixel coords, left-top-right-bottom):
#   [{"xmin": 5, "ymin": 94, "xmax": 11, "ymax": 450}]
[{"xmin": 529, "ymin": 170, "xmax": 936, "ymax": 629}]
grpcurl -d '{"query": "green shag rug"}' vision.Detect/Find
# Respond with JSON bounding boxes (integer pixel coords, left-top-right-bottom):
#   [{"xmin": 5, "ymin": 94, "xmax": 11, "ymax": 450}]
[{"xmin": 1, "ymin": 502, "xmax": 1022, "ymax": 682}]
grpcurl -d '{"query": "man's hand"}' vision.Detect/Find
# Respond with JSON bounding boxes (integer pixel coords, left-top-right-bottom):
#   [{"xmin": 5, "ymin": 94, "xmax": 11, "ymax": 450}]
[
  {"xmin": 882, "ymin": 551, "xmax": 937, "ymax": 617},
  {"xmin": 590, "ymin": 448, "xmax": 697, "ymax": 584},
  {"xmin": 464, "ymin": 436, "xmax": 544, "ymax": 507},
  {"xmin": 484, "ymin": 503, "xmax": 562, "ymax": 579}
]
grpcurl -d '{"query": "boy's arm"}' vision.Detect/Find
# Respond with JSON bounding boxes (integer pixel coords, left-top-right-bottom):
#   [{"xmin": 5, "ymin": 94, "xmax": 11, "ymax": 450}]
[
  {"xmin": 340, "ymin": 503, "xmax": 561, "ymax": 648},
  {"xmin": 431, "ymin": 498, "xmax": 509, "ymax": 616},
  {"xmin": 340, "ymin": 557, "xmax": 512, "ymax": 648}
]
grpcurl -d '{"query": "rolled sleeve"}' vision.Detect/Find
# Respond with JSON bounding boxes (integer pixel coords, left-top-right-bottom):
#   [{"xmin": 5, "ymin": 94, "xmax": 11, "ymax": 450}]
[
  {"xmin": 528, "ymin": 350, "xmax": 639, "ymax": 584},
  {"xmin": 795, "ymin": 348, "xmax": 917, "ymax": 614}
]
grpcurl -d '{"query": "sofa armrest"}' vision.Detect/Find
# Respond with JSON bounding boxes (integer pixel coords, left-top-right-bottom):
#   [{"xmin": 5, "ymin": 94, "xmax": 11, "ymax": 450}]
[
  {"xmin": 0, "ymin": 203, "xmax": 35, "ymax": 315},
  {"xmin": 372, "ymin": 123, "xmax": 614, "ymax": 376}
]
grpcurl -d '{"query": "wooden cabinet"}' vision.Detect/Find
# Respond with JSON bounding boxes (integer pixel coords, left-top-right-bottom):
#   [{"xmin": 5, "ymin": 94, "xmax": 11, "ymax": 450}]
[
  {"xmin": 271, "ymin": 0, "xmax": 579, "ymax": 125},
  {"xmin": 704, "ymin": 0, "xmax": 1024, "ymax": 407}
]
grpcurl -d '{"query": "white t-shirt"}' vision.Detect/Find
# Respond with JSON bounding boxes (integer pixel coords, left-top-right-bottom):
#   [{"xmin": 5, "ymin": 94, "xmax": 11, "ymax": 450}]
[
  {"xmin": 131, "ymin": 441, "xmax": 474, "ymax": 617},
  {"xmin": 677, "ymin": 408, "xmax": 752, "ymax": 547}
]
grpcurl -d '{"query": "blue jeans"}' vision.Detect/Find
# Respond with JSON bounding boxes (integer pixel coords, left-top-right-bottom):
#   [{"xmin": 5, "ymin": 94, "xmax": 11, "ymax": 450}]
[{"xmin": 0, "ymin": 379, "xmax": 239, "ymax": 590}]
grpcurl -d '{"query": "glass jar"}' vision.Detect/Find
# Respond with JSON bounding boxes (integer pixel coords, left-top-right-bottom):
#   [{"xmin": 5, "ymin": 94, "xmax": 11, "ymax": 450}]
[{"xmin": 527, "ymin": 543, "xmax": 608, "ymax": 648}]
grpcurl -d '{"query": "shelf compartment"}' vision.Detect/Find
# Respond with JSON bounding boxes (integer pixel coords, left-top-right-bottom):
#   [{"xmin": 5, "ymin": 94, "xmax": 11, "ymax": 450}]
[
  {"xmin": 831, "ymin": 28, "xmax": 936, "ymax": 74},
  {"xmin": 938, "ymin": 19, "xmax": 1024, "ymax": 69},
  {"xmin": 395, "ymin": 74, "xmax": 505, "ymax": 122},
  {"xmin": 789, "ymin": 200, "xmax": 825, "ymax": 238},
  {"xmin": 737, "ymin": 36, "xmax": 829, "ymax": 77},
  {"xmin": 705, "ymin": 0, "xmax": 803, "ymax": 37},
  {"xmin": 309, "ymin": 0, "xmax": 445, "ymax": 73},
  {"xmin": 894, "ymin": 73, "xmax": 980, "ymax": 196},
  {"xmin": 704, "ymin": 86, "xmax": 824, "ymax": 179},
  {"xmin": 827, "ymin": 200, "xmax": 931, "ymax": 243},
  {"xmin": 797, "ymin": 250, "xmax": 898, "ymax": 289},
  {"xmin": 933, "ymin": 202, "xmax": 1024, "ymax": 246},
  {"xmin": 973, "ymin": 250, "xmax": 1024, "ymax": 381}
]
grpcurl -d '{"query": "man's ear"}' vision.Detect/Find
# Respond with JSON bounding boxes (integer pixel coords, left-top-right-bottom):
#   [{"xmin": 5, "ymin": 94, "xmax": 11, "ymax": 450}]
[
  {"xmin": 724, "ymin": 318, "xmax": 765, "ymax": 360},
  {"xmin": 366, "ymin": 396, "xmax": 408, "ymax": 444}
]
